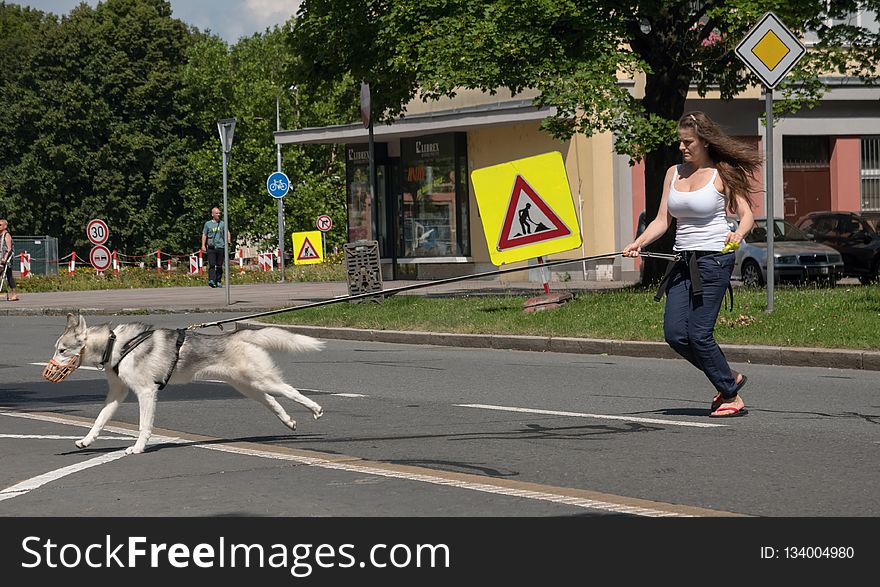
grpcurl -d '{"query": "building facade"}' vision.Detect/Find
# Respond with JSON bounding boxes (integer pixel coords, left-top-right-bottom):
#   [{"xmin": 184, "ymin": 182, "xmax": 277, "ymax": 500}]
[{"xmin": 276, "ymin": 78, "xmax": 880, "ymax": 283}]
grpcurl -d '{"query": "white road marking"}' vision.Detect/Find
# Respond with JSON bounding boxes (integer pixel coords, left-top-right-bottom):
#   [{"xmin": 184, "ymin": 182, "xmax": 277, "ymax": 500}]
[
  {"xmin": 195, "ymin": 443, "xmax": 692, "ymax": 517},
  {"xmin": 0, "ymin": 411, "xmax": 702, "ymax": 516},
  {"xmin": 0, "ymin": 449, "xmax": 128, "ymax": 503},
  {"xmin": 0, "ymin": 434, "xmax": 132, "ymax": 440},
  {"xmin": 457, "ymin": 403, "xmax": 726, "ymax": 428}
]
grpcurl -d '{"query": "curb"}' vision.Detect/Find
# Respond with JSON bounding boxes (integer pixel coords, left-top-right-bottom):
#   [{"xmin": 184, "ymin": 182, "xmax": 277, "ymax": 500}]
[{"xmin": 239, "ymin": 321, "xmax": 880, "ymax": 372}]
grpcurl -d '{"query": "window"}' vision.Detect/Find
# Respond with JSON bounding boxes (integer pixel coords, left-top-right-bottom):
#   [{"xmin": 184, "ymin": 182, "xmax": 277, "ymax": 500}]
[
  {"xmin": 805, "ymin": 2, "xmax": 879, "ymax": 44},
  {"xmin": 345, "ymin": 143, "xmax": 388, "ymax": 243},
  {"xmin": 861, "ymin": 137, "xmax": 880, "ymax": 212},
  {"xmin": 399, "ymin": 134, "xmax": 470, "ymax": 258},
  {"xmin": 783, "ymin": 136, "xmax": 830, "ymax": 169}
]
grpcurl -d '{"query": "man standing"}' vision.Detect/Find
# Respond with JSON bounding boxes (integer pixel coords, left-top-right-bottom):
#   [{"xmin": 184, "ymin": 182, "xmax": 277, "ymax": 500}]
[{"xmin": 200, "ymin": 207, "xmax": 230, "ymax": 287}]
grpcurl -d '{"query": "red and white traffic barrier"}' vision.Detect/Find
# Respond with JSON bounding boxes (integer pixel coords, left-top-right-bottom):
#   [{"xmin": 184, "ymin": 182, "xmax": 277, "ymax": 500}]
[
  {"xmin": 68, "ymin": 251, "xmax": 76, "ymax": 275},
  {"xmin": 238, "ymin": 249, "xmax": 244, "ymax": 273},
  {"xmin": 112, "ymin": 250, "xmax": 118, "ymax": 274},
  {"xmin": 189, "ymin": 252, "xmax": 199, "ymax": 274},
  {"xmin": 156, "ymin": 250, "xmax": 162, "ymax": 273},
  {"xmin": 258, "ymin": 252, "xmax": 274, "ymax": 271},
  {"xmin": 19, "ymin": 252, "xmax": 30, "ymax": 278}
]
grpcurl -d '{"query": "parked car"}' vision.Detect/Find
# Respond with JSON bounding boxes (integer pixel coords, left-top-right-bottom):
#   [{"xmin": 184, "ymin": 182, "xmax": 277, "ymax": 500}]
[
  {"xmin": 795, "ymin": 211, "xmax": 880, "ymax": 284},
  {"xmin": 860, "ymin": 211, "xmax": 880, "ymax": 234},
  {"xmin": 726, "ymin": 217, "xmax": 844, "ymax": 287}
]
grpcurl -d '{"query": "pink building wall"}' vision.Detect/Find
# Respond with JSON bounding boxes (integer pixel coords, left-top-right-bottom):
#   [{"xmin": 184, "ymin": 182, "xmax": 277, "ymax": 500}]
[{"xmin": 830, "ymin": 137, "xmax": 861, "ymax": 211}]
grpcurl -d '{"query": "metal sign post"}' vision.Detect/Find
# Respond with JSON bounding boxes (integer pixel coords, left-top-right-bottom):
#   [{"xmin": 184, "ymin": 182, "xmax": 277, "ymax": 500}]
[
  {"xmin": 217, "ymin": 118, "xmax": 236, "ymax": 305},
  {"xmin": 275, "ymin": 95, "xmax": 286, "ymax": 282},
  {"xmin": 735, "ymin": 12, "xmax": 805, "ymax": 313}
]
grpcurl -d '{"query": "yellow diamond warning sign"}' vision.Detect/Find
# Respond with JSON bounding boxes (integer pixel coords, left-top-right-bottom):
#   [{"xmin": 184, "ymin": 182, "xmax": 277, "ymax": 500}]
[
  {"xmin": 292, "ymin": 230, "xmax": 324, "ymax": 265},
  {"xmin": 735, "ymin": 12, "xmax": 805, "ymax": 89},
  {"xmin": 471, "ymin": 152, "xmax": 582, "ymax": 266}
]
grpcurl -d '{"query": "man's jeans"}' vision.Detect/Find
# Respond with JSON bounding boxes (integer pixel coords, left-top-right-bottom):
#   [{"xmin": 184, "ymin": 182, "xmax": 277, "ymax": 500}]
[
  {"xmin": 662, "ymin": 252, "xmax": 737, "ymax": 398},
  {"xmin": 206, "ymin": 246, "xmax": 225, "ymax": 284}
]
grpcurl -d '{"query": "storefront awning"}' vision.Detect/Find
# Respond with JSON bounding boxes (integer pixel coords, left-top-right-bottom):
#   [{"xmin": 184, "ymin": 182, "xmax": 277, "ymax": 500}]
[{"xmin": 274, "ymin": 99, "xmax": 555, "ymax": 145}]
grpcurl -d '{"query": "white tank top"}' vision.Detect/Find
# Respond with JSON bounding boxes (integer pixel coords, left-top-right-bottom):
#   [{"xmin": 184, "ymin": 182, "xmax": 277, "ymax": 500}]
[{"xmin": 667, "ymin": 166, "xmax": 729, "ymax": 251}]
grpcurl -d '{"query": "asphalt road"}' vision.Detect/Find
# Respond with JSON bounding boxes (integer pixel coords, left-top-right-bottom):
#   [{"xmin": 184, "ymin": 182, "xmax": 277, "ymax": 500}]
[{"xmin": 1, "ymin": 312, "xmax": 878, "ymax": 517}]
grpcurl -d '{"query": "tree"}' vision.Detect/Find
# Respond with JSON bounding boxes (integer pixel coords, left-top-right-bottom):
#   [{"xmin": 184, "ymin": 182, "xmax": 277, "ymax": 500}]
[
  {"xmin": 0, "ymin": 0, "xmax": 195, "ymax": 257},
  {"xmin": 179, "ymin": 27, "xmax": 351, "ymax": 255},
  {"xmin": 291, "ymin": 0, "xmax": 880, "ymax": 282}
]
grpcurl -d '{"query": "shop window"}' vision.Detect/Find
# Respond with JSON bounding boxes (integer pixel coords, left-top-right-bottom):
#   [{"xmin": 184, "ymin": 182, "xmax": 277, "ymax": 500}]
[{"xmin": 399, "ymin": 134, "xmax": 470, "ymax": 258}]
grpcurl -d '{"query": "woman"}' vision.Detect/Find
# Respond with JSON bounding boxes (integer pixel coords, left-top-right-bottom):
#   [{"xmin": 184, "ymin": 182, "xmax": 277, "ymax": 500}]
[
  {"xmin": 623, "ymin": 111, "xmax": 761, "ymax": 417},
  {"xmin": 0, "ymin": 218, "xmax": 19, "ymax": 301}
]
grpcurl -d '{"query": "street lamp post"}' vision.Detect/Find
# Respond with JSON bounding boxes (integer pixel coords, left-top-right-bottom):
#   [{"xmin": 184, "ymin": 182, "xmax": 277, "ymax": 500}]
[
  {"xmin": 217, "ymin": 118, "xmax": 236, "ymax": 305},
  {"xmin": 275, "ymin": 85, "xmax": 297, "ymax": 282}
]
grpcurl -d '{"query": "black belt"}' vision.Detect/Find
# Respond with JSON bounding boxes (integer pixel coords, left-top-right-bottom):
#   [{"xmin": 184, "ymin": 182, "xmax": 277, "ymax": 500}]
[{"xmin": 654, "ymin": 251, "xmax": 733, "ymax": 311}]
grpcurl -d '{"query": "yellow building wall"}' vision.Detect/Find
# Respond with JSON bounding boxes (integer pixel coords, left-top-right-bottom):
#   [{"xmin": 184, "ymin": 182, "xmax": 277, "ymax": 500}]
[{"xmin": 466, "ymin": 122, "xmax": 618, "ymax": 278}]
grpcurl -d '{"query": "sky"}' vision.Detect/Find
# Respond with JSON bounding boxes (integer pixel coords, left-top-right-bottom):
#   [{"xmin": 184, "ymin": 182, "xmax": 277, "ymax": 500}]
[{"xmin": 14, "ymin": 0, "xmax": 302, "ymax": 44}]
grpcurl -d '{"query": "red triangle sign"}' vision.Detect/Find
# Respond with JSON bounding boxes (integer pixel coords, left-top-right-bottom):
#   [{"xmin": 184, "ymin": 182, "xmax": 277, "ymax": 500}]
[
  {"xmin": 496, "ymin": 175, "xmax": 571, "ymax": 251},
  {"xmin": 297, "ymin": 237, "xmax": 320, "ymax": 260}
]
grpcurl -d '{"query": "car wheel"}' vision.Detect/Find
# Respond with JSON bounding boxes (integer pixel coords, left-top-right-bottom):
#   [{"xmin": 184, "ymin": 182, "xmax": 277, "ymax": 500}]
[
  {"xmin": 858, "ymin": 258, "xmax": 880, "ymax": 285},
  {"xmin": 741, "ymin": 260, "xmax": 764, "ymax": 287}
]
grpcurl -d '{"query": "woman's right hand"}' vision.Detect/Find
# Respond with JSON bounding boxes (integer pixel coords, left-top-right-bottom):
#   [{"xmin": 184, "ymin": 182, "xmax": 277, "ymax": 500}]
[{"xmin": 622, "ymin": 241, "xmax": 641, "ymax": 257}]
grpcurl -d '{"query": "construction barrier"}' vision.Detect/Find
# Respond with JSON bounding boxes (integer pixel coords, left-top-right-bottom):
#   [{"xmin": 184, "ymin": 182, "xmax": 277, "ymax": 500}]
[
  {"xmin": 19, "ymin": 252, "xmax": 30, "ymax": 278},
  {"xmin": 258, "ymin": 252, "xmax": 274, "ymax": 272},
  {"xmin": 189, "ymin": 251, "xmax": 203, "ymax": 275}
]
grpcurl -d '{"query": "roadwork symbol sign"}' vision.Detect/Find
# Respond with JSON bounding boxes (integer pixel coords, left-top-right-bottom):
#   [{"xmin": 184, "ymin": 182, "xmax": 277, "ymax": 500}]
[
  {"xmin": 471, "ymin": 151, "xmax": 581, "ymax": 266},
  {"xmin": 292, "ymin": 230, "xmax": 323, "ymax": 265}
]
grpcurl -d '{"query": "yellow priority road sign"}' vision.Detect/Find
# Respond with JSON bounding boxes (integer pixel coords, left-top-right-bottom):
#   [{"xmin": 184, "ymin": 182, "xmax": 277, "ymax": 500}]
[
  {"xmin": 471, "ymin": 151, "xmax": 582, "ymax": 266},
  {"xmin": 735, "ymin": 11, "xmax": 805, "ymax": 89},
  {"xmin": 292, "ymin": 230, "xmax": 324, "ymax": 265}
]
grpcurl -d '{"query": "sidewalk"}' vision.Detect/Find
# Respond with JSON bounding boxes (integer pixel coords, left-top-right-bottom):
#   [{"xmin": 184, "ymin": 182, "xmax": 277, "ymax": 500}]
[{"xmin": 3, "ymin": 279, "xmax": 878, "ymax": 371}]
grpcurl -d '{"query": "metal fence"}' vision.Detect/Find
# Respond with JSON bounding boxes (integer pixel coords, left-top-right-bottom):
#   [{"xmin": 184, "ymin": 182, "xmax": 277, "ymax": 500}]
[
  {"xmin": 14, "ymin": 236, "xmax": 59, "ymax": 275},
  {"xmin": 861, "ymin": 136, "xmax": 880, "ymax": 212}
]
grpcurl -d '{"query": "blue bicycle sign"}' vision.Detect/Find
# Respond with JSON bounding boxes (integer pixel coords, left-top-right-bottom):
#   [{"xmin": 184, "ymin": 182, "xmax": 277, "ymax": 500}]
[{"xmin": 266, "ymin": 172, "xmax": 290, "ymax": 199}]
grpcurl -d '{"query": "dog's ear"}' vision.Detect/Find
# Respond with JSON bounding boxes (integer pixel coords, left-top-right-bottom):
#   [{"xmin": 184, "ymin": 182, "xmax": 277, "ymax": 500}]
[{"xmin": 66, "ymin": 313, "xmax": 87, "ymax": 334}]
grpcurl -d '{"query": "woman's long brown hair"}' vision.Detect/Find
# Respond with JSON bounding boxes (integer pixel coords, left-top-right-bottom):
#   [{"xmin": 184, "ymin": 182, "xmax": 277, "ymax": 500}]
[{"xmin": 677, "ymin": 111, "xmax": 763, "ymax": 215}]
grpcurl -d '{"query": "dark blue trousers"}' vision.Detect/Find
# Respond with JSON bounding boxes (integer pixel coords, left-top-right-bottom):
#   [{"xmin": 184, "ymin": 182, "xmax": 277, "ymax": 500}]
[{"xmin": 663, "ymin": 252, "xmax": 737, "ymax": 398}]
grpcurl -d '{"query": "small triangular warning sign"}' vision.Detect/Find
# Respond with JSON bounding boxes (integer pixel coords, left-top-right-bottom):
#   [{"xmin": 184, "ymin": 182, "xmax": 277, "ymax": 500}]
[
  {"xmin": 297, "ymin": 237, "xmax": 320, "ymax": 260},
  {"xmin": 497, "ymin": 175, "xmax": 571, "ymax": 251}
]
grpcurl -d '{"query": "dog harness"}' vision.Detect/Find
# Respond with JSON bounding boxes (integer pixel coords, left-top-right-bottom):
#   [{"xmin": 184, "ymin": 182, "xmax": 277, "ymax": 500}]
[{"xmin": 103, "ymin": 328, "xmax": 187, "ymax": 390}]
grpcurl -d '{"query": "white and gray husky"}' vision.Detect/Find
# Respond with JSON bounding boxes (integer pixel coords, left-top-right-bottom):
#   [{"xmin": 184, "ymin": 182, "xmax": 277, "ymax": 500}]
[{"xmin": 44, "ymin": 313, "xmax": 324, "ymax": 455}]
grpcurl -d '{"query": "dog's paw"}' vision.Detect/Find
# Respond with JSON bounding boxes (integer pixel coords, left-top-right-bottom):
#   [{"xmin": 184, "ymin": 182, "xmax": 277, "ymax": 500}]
[
  {"xmin": 287, "ymin": 419, "xmax": 297, "ymax": 431},
  {"xmin": 124, "ymin": 445, "xmax": 145, "ymax": 455},
  {"xmin": 74, "ymin": 438, "xmax": 91, "ymax": 449},
  {"xmin": 313, "ymin": 406, "xmax": 323, "ymax": 420}
]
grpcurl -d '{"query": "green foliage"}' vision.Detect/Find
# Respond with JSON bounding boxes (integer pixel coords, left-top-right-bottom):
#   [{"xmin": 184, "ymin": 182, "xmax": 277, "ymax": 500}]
[{"xmin": 0, "ymin": 0, "xmax": 348, "ymax": 260}]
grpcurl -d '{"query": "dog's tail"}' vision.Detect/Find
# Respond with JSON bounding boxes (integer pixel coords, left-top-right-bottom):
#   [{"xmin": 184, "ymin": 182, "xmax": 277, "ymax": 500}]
[{"xmin": 234, "ymin": 328, "xmax": 325, "ymax": 353}]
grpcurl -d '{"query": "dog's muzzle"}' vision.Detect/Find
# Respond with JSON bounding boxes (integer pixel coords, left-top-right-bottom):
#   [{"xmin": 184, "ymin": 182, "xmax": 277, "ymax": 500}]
[{"xmin": 42, "ymin": 355, "xmax": 81, "ymax": 383}]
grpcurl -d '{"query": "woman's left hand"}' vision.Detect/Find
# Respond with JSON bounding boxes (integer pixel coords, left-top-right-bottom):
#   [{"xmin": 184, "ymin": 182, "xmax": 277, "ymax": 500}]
[{"xmin": 724, "ymin": 231, "xmax": 743, "ymax": 246}]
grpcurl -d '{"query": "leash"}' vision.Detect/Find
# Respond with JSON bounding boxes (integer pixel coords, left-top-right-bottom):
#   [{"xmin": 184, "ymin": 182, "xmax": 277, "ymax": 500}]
[{"xmin": 187, "ymin": 251, "xmax": 680, "ymax": 331}]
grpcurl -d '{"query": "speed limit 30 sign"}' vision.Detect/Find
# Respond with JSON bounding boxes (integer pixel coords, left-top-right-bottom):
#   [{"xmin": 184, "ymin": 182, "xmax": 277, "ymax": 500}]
[{"xmin": 87, "ymin": 219, "xmax": 109, "ymax": 245}]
